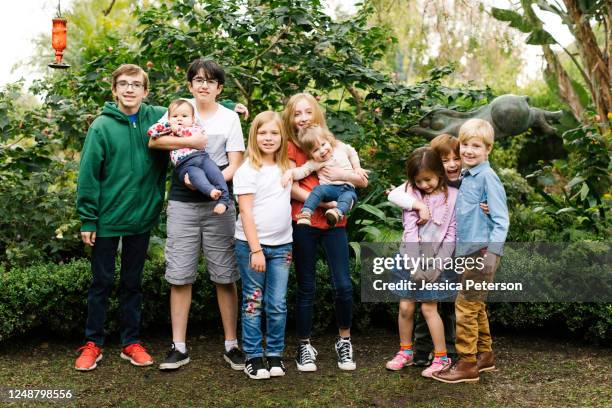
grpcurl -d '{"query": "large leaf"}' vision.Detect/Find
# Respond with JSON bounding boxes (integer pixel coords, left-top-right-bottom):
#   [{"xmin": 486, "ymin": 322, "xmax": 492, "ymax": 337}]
[
  {"xmin": 491, "ymin": 8, "xmax": 534, "ymax": 33},
  {"xmin": 535, "ymin": 1, "xmax": 565, "ymax": 17},
  {"xmin": 359, "ymin": 225, "xmax": 382, "ymax": 240},
  {"xmin": 355, "ymin": 203, "xmax": 387, "ymax": 221},
  {"xmin": 566, "ymin": 176, "xmax": 585, "ymax": 189},
  {"xmin": 526, "ymin": 28, "xmax": 556, "ymax": 45},
  {"xmin": 349, "ymin": 241, "xmax": 361, "ymax": 264},
  {"xmin": 579, "ymin": 182, "xmax": 590, "ymax": 201}
]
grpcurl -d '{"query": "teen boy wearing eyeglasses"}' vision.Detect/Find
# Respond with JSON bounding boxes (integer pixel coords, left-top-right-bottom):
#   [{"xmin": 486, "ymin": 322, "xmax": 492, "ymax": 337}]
[{"xmin": 74, "ymin": 64, "xmax": 209, "ymax": 370}]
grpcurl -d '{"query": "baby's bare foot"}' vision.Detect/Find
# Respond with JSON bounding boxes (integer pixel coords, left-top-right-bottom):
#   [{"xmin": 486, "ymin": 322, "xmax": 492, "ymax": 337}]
[
  {"xmin": 213, "ymin": 203, "xmax": 227, "ymax": 215},
  {"xmin": 210, "ymin": 189, "xmax": 222, "ymax": 200}
]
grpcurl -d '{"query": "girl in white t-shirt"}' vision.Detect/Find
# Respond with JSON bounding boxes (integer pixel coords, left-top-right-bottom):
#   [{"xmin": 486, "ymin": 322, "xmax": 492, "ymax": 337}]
[{"xmin": 233, "ymin": 111, "xmax": 292, "ymax": 380}]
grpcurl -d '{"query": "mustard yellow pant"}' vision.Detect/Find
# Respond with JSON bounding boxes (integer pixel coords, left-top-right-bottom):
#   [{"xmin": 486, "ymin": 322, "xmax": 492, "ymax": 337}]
[{"xmin": 455, "ymin": 252, "xmax": 500, "ymax": 362}]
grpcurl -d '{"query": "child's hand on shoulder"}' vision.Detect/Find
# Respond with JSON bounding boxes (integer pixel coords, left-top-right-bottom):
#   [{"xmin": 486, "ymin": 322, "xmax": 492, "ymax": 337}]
[
  {"xmin": 385, "ymin": 185, "xmax": 395, "ymax": 195},
  {"xmin": 234, "ymin": 103, "xmax": 249, "ymax": 119},
  {"xmin": 281, "ymin": 170, "xmax": 293, "ymax": 188}
]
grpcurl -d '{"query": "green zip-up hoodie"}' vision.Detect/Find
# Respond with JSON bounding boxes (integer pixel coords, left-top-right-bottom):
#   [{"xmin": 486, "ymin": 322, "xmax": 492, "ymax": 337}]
[{"xmin": 76, "ymin": 102, "xmax": 168, "ymax": 237}]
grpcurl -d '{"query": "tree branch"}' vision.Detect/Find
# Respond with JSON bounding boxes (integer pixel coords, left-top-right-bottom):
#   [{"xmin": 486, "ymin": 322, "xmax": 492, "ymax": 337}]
[
  {"xmin": 245, "ymin": 26, "xmax": 290, "ymax": 63},
  {"xmin": 347, "ymin": 86, "xmax": 363, "ymax": 119},
  {"xmin": 232, "ymin": 77, "xmax": 248, "ymax": 99},
  {"xmin": 103, "ymin": 0, "xmax": 116, "ymax": 16}
]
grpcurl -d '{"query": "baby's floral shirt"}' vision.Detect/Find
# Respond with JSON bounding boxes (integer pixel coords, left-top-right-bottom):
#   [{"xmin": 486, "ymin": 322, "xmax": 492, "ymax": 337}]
[{"xmin": 147, "ymin": 122, "xmax": 203, "ymax": 166}]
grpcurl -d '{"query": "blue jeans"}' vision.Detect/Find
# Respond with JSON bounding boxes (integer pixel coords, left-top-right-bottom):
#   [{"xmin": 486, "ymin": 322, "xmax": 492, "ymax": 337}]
[
  {"xmin": 293, "ymin": 224, "xmax": 353, "ymax": 338},
  {"xmin": 85, "ymin": 232, "xmax": 150, "ymax": 347},
  {"xmin": 235, "ymin": 240, "xmax": 292, "ymax": 359},
  {"xmin": 177, "ymin": 152, "xmax": 230, "ymax": 206},
  {"xmin": 302, "ymin": 184, "xmax": 357, "ymax": 216}
]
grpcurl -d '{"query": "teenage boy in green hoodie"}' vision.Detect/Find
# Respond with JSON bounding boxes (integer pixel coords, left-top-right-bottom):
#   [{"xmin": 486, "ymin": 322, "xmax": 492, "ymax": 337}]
[{"xmin": 74, "ymin": 64, "xmax": 208, "ymax": 371}]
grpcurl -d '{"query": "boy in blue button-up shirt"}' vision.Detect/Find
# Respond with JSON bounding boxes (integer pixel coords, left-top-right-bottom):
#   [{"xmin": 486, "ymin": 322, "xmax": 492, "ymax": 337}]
[{"xmin": 433, "ymin": 119, "xmax": 509, "ymax": 384}]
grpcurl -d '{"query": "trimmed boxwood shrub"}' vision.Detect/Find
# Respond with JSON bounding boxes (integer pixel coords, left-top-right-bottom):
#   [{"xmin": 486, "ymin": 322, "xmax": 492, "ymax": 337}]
[{"xmin": 0, "ymin": 257, "xmax": 609, "ymax": 344}]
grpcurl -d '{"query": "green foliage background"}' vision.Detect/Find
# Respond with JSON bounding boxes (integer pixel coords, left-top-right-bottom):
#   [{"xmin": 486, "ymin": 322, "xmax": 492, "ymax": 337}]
[{"xmin": 0, "ymin": 0, "xmax": 609, "ymax": 343}]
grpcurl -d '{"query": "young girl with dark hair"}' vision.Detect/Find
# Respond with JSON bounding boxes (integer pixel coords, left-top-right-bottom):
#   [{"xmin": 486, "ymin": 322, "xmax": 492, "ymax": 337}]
[{"xmin": 385, "ymin": 147, "xmax": 458, "ymax": 378}]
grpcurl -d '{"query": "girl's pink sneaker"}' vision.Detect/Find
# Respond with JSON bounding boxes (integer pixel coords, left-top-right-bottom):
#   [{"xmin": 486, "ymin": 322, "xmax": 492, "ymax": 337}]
[
  {"xmin": 421, "ymin": 356, "xmax": 451, "ymax": 377},
  {"xmin": 385, "ymin": 351, "xmax": 414, "ymax": 371}
]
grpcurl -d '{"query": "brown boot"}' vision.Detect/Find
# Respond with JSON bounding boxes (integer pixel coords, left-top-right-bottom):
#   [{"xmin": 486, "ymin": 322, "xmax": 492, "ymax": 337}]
[
  {"xmin": 432, "ymin": 359, "xmax": 479, "ymax": 383},
  {"xmin": 477, "ymin": 351, "xmax": 495, "ymax": 372}
]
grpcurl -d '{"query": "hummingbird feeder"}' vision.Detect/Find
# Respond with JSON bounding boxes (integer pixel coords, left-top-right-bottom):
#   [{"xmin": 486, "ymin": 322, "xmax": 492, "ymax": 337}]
[{"xmin": 49, "ymin": 1, "xmax": 70, "ymax": 69}]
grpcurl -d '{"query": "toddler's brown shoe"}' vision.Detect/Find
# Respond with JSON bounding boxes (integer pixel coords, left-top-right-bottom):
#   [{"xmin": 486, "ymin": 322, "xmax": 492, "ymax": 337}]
[
  {"xmin": 296, "ymin": 212, "xmax": 312, "ymax": 226},
  {"xmin": 325, "ymin": 208, "xmax": 341, "ymax": 227}
]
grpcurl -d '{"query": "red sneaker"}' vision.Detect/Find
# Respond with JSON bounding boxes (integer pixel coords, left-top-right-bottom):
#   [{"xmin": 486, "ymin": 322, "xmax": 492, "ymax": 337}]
[
  {"xmin": 120, "ymin": 343, "xmax": 154, "ymax": 366},
  {"xmin": 75, "ymin": 342, "xmax": 103, "ymax": 371}
]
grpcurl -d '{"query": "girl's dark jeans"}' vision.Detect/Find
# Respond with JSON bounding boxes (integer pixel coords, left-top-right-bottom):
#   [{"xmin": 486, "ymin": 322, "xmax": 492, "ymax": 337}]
[{"xmin": 293, "ymin": 223, "xmax": 353, "ymax": 339}]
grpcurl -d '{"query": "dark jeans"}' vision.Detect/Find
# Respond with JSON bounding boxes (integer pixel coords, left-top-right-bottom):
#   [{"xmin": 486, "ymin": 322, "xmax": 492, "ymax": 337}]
[
  {"xmin": 414, "ymin": 301, "xmax": 457, "ymax": 354},
  {"xmin": 177, "ymin": 152, "xmax": 230, "ymax": 206},
  {"xmin": 84, "ymin": 232, "xmax": 150, "ymax": 347},
  {"xmin": 293, "ymin": 223, "xmax": 353, "ymax": 338},
  {"xmin": 302, "ymin": 184, "xmax": 357, "ymax": 216}
]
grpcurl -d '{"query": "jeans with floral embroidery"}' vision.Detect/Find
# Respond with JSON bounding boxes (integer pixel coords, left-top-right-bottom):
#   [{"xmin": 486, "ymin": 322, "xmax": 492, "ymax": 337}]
[{"xmin": 235, "ymin": 239, "xmax": 292, "ymax": 359}]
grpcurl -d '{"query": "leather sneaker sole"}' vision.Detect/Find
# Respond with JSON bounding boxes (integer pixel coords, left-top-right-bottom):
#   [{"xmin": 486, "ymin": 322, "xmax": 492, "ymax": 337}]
[
  {"xmin": 432, "ymin": 374, "xmax": 479, "ymax": 384},
  {"xmin": 478, "ymin": 364, "xmax": 496, "ymax": 372}
]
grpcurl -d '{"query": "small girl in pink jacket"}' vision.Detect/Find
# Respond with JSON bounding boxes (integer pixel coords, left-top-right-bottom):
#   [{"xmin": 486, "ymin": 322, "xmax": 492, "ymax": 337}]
[{"xmin": 385, "ymin": 147, "xmax": 458, "ymax": 378}]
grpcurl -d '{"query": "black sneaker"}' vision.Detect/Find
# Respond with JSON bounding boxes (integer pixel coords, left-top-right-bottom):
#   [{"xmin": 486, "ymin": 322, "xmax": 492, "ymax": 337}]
[
  {"xmin": 244, "ymin": 357, "xmax": 270, "ymax": 380},
  {"xmin": 267, "ymin": 356, "xmax": 286, "ymax": 377},
  {"xmin": 335, "ymin": 337, "xmax": 356, "ymax": 371},
  {"xmin": 295, "ymin": 341, "xmax": 318, "ymax": 372},
  {"xmin": 414, "ymin": 351, "xmax": 432, "ymax": 367},
  {"xmin": 223, "ymin": 347, "xmax": 245, "ymax": 370},
  {"xmin": 159, "ymin": 344, "xmax": 190, "ymax": 371}
]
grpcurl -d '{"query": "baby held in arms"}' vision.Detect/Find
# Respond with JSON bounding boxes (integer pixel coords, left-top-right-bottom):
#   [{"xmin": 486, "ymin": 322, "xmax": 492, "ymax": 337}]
[{"xmin": 282, "ymin": 124, "xmax": 368, "ymax": 227}]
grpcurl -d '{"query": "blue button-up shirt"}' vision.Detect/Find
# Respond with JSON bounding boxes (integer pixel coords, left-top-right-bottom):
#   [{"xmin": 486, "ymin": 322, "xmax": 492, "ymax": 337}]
[{"xmin": 455, "ymin": 161, "xmax": 509, "ymax": 256}]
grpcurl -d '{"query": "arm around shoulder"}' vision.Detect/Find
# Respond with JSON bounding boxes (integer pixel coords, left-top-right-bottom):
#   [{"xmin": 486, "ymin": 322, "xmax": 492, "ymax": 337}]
[
  {"xmin": 485, "ymin": 171, "xmax": 509, "ymax": 255},
  {"xmin": 388, "ymin": 183, "xmax": 416, "ymax": 210}
]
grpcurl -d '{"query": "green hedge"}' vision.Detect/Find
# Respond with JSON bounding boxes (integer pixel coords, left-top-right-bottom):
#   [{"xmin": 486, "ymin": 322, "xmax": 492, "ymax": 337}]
[{"xmin": 0, "ymin": 258, "xmax": 609, "ymax": 343}]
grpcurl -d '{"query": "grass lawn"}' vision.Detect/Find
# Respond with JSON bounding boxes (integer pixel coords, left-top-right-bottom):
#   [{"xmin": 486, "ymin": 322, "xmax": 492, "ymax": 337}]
[{"xmin": 0, "ymin": 329, "xmax": 610, "ymax": 407}]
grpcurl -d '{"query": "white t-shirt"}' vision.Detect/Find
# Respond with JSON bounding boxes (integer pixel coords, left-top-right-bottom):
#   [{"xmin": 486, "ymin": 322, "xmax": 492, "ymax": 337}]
[
  {"xmin": 159, "ymin": 99, "xmax": 245, "ymax": 166},
  {"xmin": 233, "ymin": 160, "xmax": 292, "ymax": 245}
]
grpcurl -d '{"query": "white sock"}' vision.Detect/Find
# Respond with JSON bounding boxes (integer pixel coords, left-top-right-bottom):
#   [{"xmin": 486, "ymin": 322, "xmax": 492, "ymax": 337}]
[
  {"xmin": 224, "ymin": 339, "xmax": 238, "ymax": 352},
  {"xmin": 173, "ymin": 342, "xmax": 187, "ymax": 354}
]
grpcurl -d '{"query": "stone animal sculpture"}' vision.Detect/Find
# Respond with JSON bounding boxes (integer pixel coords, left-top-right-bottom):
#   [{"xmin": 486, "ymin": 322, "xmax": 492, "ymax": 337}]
[{"xmin": 408, "ymin": 94, "xmax": 563, "ymax": 140}]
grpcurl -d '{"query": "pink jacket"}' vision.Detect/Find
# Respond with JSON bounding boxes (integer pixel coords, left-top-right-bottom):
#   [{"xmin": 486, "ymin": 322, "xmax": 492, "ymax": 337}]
[{"xmin": 401, "ymin": 186, "xmax": 458, "ymax": 262}]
